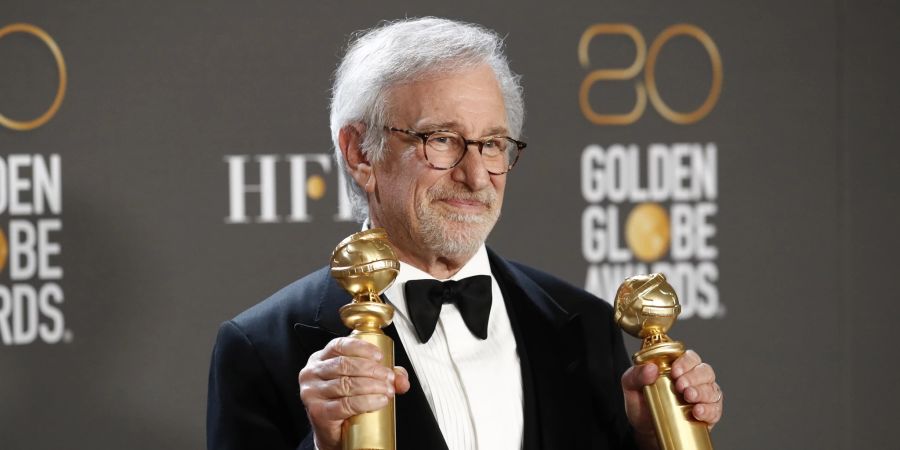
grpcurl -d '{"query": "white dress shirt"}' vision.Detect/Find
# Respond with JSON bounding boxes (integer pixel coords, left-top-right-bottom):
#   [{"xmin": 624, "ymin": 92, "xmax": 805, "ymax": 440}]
[{"xmin": 383, "ymin": 245, "xmax": 524, "ymax": 450}]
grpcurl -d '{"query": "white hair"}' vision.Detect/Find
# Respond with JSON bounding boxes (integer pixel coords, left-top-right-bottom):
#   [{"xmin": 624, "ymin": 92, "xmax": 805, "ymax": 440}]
[{"xmin": 329, "ymin": 17, "xmax": 525, "ymax": 222}]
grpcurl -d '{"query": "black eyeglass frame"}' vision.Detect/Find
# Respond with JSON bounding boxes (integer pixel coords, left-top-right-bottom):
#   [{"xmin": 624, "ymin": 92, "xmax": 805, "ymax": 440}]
[{"xmin": 386, "ymin": 126, "xmax": 526, "ymax": 175}]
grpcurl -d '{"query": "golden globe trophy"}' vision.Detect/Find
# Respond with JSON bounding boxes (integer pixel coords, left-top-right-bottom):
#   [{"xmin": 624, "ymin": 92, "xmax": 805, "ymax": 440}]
[
  {"xmin": 330, "ymin": 228, "xmax": 400, "ymax": 450},
  {"xmin": 614, "ymin": 273, "xmax": 713, "ymax": 450}
]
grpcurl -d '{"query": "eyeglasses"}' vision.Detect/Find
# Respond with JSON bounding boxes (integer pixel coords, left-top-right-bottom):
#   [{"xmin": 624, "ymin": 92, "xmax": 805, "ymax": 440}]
[{"xmin": 386, "ymin": 127, "xmax": 526, "ymax": 175}]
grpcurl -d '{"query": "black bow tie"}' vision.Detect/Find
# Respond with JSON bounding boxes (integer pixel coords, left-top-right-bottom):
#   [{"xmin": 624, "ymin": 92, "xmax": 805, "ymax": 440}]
[{"xmin": 404, "ymin": 275, "xmax": 492, "ymax": 343}]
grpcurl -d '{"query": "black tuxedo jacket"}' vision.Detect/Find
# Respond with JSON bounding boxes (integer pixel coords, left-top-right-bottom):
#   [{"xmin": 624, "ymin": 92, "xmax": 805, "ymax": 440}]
[{"xmin": 207, "ymin": 248, "xmax": 638, "ymax": 450}]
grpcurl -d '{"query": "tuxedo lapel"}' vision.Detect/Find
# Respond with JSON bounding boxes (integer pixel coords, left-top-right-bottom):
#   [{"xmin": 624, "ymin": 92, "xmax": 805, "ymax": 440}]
[
  {"xmin": 292, "ymin": 268, "xmax": 351, "ymax": 353},
  {"xmin": 292, "ymin": 269, "xmax": 447, "ymax": 450},
  {"xmin": 488, "ymin": 249, "xmax": 592, "ymax": 450}
]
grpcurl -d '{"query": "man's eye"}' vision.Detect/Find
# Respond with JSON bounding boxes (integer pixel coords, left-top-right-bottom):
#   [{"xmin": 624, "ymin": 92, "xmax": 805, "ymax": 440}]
[{"xmin": 483, "ymin": 139, "xmax": 507, "ymax": 152}]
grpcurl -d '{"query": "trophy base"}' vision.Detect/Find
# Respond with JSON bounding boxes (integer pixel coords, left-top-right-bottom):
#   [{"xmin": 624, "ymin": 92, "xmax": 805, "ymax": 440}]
[
  {"xmin": 633, "ymin": 340, "xmax": 713, "ymax": 450},
  {"xmin": 641, "ymin": 372, "xmax": 714, "ymax": 450},
  {"xmin": 341, "ymin": 328, "xmax": 396, "ymax": 450},
  {"xmin": 338, "ymin": 303, "xmax": 396, "ymax": 450}
]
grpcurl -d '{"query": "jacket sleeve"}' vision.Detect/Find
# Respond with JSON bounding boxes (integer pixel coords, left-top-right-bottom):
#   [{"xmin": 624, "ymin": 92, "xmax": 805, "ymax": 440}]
[
  {"xmin": 207, "ymin": 320, "xmax": 316, "ymax": 450},
  {"xmin": 608, "ymin": 317, "xmax": 641, "ymax": 450}
]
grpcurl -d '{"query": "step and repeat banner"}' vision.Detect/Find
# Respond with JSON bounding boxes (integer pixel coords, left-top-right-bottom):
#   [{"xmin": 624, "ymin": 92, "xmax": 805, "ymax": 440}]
[{"xmin": 2, "ymin": 1, "xmax": 897, "ymax": 449}]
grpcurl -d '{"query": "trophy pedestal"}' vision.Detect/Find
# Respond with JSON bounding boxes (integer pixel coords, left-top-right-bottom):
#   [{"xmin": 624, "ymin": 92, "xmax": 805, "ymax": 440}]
[
  {"xmin": 339, "ymin": 302, "xmax": 396, "ymax": 450},
  {"xmin": 634, "ymin": 342, "xmax": 713, "ymax": 450}
]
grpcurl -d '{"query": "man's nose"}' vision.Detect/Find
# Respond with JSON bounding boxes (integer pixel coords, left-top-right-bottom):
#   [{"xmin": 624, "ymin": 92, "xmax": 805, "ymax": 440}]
[{"xmin": 450, "ymin": 144, "xmax": 492, "ymax": 190}]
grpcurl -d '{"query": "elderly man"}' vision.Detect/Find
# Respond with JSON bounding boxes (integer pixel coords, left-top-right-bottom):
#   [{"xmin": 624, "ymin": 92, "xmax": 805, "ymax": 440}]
[{"xmin": 207, "ymin": 17, "xmax": 722, "ymax": 450}]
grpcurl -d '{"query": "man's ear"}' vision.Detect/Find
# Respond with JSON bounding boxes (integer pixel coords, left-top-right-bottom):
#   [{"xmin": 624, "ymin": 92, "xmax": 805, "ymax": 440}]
[{"xmin": 339, "ymin": 124, "xmax": 376, "ymax": 193}]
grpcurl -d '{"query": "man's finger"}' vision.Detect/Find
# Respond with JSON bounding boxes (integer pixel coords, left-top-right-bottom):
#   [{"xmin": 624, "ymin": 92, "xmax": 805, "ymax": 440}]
[
  {"xmin": 622, "ymin": 363, "xmax": 659, "ymax": 391},
  {"xmin": 692, "ymin": 399, "xmax": 722, "ymax": 425},
  {"xmin": 320, "ymin": 337, "xmax": 384, "ymax": 361},
  {"xmin": 671, "ymin": 349, "xmax": 702, "ymax": 378},
  {"xmin": 683, "ymin": 382, "xmax": 722, "ymax": 404},
  {"xmin": 393, "ymin": 366, "xmax": 411, "ymax": 394},
  {"xmin": 321, "ymin": 394, "xmax": 390, "ymax": 421},
  {"xmin": 674, "ymin": 362, "xmax": 716, "ymax": 393},
  {"xmin": 318, "ymin": 375, "xmax": 395, "ymax": 399},
  {"xmin": 316, "ymin": 355, "xmax": 394, "ymax": 381}
]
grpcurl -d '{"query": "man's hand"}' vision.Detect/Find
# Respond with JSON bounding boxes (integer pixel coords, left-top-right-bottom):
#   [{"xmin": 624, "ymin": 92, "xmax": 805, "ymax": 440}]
[
  {"xmin": 621, "ymin": 350, "xmax": 723, "ymax": 446},
  {"xmin": 298, "ymin": 337, "xmax": 410, "ymax": 450}
]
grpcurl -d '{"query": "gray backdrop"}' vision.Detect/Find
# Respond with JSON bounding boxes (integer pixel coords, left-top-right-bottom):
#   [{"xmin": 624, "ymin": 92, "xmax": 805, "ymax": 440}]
[{"xmin": 1, "ymin": 1, "xmax": 898, "ymax": 449}]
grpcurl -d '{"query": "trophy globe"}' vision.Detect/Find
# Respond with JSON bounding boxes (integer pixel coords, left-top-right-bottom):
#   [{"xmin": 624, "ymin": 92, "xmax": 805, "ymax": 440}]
[{"xmin": 614, "ymin": 273, "xmax": 681, "ymax": 341}]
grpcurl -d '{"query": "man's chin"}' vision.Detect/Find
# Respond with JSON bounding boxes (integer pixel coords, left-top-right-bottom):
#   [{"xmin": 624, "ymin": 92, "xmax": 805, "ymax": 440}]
[
  {"xmin": 442, "ymin": 212, "xmax": 492, "ymax": 224},
  {"xmin": 437, "ymin": 209, "xmax": 498, "ymax": 234},
  {"xmin": 424, "ymin": 235, "xmax": 484, "ymax": 260},
  {"xmin": 418, "ymin": 219, "xmax": 492, "ymax": 258},
  {"xmin": 416, "ymin": 202, "xmax": 500, "ymax": 258}
]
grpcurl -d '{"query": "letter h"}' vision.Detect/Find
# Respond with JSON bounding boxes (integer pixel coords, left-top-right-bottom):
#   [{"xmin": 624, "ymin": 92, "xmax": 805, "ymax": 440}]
[{"xmin": 225, "ymin": 155, "xmax": 278, "ymax": 223}]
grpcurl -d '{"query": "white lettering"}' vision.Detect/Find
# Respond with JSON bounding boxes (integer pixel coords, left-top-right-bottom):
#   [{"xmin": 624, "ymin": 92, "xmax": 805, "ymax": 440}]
[
  {"xmin": 9, "ymin": 219, "xmax": 36, "ymax": 280},
  {"xmin": 38, "ymin": 283, "xmax": 64, "ymax": 343},
  {"xmin": 670, "ymin": 203, "xmax": 718, "ymax": 261},
  {"xmin": 647, "ymin": 144, "xmax": 671, "ymax": 202},
  {"xmin": 581, "ymin": 145, "xmax": 605, "ymax": 202},
  {"xmin": 12, "ymin": 284, "xmax": 38, "ymax": 345},
  {"xmin": 582, "ymin": 205, "xmax": 606, "ymax": 262},
  {"xmin": 695, "ymin": 262, "xmax": 720, "ymax": 318},
  {"xmin": 8, "ymin": 154, "xmax": 32, "ymax": 215},
  {"xmin": 0, "ymin": 158, "xmax": 7, "ymax": 214},
  {"xmin": 605, "ymin": 144, "xmax": 628, "ymax": 202},
  {"xmin": 224, "ymin": 155, "xmax": 279, "ymax": 223},
  {"xmin": 695, "ymin": 202, "xmax": 718, "ymax": 259},
  {"xmin": 580, "ymin": 143, "xmax": 717, "ymax": 203},
  {"xmin": 671, "ymin": 144, "xmax": 692, "ymax": 201},
  {"xmin": 38, "ymin": 219, "xmax": 63, "ymax": 279},
  {"xmin": 0, "ymin": 284, "xmax": 67, "ymax": 345},
  {"xmin": 33, "ymin": 154, "xmax": 62, "ymax": 214},
  {"xmin": 0, "ymin": 286, "xmax": 10, "ymax": 344},
  {"xmin": 697, "ymin": 144, "xmax": 717, "ymax": 200},
  {"xmin": 287, "ymin": 154, "xmax": 332, "ymax": 223},
  {"xmin": 582, "ymin": 205, "xmax": 632, "ymax": 263}
]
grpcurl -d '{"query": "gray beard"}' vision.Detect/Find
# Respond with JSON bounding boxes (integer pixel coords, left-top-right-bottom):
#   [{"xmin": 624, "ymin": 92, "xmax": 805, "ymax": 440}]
[{"xmin": 415, "ymin": 191, "xmax": 500, "ymax": 260}]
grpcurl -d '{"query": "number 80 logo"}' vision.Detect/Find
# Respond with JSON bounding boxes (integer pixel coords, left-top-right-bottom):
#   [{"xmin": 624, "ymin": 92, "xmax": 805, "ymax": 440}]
[
  {"xmin": 0, "ymin": 23, "xmax": 67, "ymax": 131},
  {"xmin": 579, "ymin": 23, "xmax": 723, "ymax": 125}
]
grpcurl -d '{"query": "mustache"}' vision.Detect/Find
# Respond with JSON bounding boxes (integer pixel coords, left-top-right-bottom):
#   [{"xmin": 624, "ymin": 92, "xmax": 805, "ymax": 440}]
[{"xmin": 426, "ymin": 184, "xmax": 497, "ymax": 207}]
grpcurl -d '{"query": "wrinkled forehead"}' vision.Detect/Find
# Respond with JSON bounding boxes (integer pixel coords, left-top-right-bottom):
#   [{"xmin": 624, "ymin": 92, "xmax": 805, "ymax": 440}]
[{"xmin": 383, "ymin": 65, "xmax": 509, "ymax": 132}]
